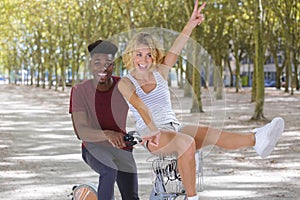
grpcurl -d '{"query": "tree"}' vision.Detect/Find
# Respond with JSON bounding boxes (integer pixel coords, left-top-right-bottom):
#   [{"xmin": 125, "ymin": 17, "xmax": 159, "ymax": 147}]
[
  {"xmin": 268, "ymin": 0, "xmax": 300, "ymax": 94},
  {"xmin": 202, "ymin": 1, "xmax": 233, "ymax": 100},
  {"xmin": 251, "ymin": 0, "xmax": 265, "ymax": 120},
  {"xmin": 264, "ymin": 3, "xmax": 285, "ymax": 90}
]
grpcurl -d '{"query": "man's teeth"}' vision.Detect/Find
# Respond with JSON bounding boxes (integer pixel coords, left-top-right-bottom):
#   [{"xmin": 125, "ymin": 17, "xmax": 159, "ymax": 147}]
[{"xmin": 98, "ymin": 73, "xmax": 107, "ymax": 76}]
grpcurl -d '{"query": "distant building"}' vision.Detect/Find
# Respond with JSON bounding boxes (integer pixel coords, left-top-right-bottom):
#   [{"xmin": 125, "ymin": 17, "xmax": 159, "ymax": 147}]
[{"xmin": 224, "ymin": 52, "xmax": 288, "ymax": 87}]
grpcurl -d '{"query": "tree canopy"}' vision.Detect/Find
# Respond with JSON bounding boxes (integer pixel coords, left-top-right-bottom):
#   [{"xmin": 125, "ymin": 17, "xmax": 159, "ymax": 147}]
[{"xmin": 0, "ymin": 0, "xmax": 299, "ymax": 117}]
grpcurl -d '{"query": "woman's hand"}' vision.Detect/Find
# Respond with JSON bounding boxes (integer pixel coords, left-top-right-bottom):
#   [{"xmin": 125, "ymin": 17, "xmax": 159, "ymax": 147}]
[
  {"xmin": 149, "ymin": 133, "xmax": 161, "ymax": 147},
  {"xmin": 188, "ymin": 0, "xmax": 206, "ymax": 28},
  {"xmin": 141, "ymin": 130, "xmax": 161, "ymax": 147}
]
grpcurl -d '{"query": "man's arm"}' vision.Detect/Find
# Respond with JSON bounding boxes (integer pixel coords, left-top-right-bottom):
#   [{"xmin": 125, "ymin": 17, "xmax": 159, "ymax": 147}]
[{"xmin": 71, "ymin": 111, "xmax": 126, "ymax": 148}]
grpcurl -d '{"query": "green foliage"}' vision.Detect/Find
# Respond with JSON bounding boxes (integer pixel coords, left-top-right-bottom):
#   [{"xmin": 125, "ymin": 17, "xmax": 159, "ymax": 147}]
[{"xmin": 0, "ymin": 0, "xmax": 299, "ymax": 92}]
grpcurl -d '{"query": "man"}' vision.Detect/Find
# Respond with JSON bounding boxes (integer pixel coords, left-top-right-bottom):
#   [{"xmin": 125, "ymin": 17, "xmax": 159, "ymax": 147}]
[{"xmin": 69, "ymin": 40, "xmax": 139, "ymax": 200}]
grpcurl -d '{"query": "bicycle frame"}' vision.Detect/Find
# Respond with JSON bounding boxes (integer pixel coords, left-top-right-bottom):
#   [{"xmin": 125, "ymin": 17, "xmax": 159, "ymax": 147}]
[{"xmin": 148, "ymin": 151, "xmax": 204, "ymax": 200}]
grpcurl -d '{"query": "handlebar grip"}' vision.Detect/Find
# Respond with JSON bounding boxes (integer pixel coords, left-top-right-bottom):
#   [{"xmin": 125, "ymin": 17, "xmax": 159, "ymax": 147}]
[
  {"xmin": 127, "ymin": 131, "xmax": 136, "ymax": 136},
  {"xmin": 124, "ymin": 133, "xmax": 137, "ymax": 147}
]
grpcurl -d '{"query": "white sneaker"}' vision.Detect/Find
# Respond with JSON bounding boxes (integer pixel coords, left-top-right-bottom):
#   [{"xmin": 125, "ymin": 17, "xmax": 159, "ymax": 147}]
[
  {"xmin": 187, "ymin": 196, "xmax": 199, "ymax": 200},
  {"xmin": 253, "ymin": 117, "xmax": 284, "ymax": 158}
]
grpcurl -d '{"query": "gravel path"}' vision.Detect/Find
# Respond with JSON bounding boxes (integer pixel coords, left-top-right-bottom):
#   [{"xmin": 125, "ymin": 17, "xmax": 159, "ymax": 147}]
[{"xmin": 0, "ymin": 84, "xmax": 299, "ymax": 200}]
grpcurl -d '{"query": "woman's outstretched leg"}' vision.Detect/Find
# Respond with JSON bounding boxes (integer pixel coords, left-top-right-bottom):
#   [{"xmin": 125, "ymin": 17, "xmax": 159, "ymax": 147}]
[
  {"xmin": 181, "ymin": 117, "xmax": 284, "ymax": 158},
  {"xmin": 181, "ymin": 125, "xmax": 255, "ymax": 150},
  {"xmin": 147, "ymin": 130, "xmax": 198, "ymax": 197}
]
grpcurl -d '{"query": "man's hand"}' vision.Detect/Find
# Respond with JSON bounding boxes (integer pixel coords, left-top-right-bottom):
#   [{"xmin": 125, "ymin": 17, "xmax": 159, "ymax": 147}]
[{"xmin": 103, "ymin": 130, "xmax": 126, "ymax": 148}]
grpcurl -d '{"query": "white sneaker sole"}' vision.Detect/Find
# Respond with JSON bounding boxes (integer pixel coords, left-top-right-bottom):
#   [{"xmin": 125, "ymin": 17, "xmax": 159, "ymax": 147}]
[{"xmin": 260, "ymin": 117, "xmax": 284, "ymax": 158}]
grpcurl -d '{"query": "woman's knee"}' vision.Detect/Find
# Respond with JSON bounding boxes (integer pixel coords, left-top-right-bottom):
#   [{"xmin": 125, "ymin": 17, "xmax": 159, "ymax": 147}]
[{"xmin": 183, "ymin": 139, "xmax": 196, "ymax": 157}]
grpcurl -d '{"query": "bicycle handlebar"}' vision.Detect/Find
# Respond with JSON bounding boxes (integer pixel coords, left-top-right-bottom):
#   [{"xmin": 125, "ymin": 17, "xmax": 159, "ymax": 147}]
[{"xmin": 124, "ymin": 131, "xmax": 142, "ymax": 147}]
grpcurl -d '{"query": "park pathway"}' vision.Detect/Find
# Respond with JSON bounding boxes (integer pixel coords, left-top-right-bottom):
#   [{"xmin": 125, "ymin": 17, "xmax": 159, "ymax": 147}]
[{"xmin": 0, "ymin": 84, "xmax": 299, "ymax": 199}]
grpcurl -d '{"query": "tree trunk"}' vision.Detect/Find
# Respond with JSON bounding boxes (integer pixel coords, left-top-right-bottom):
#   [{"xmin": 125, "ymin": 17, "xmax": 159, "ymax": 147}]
[
  {"xmin": 227, "ymin": 59, "xmax": 233, "ymax": 87},
  {"xmin": 284, "ymin": 50, "xmax": 291, "ymax": 93},
  {"xmin": 251, "ymin": 0, "xmax": 265, "ymax": 120},
  {"xmin": 269, "ymin": 46, "xmax": 284, "ymax": 89},
  {"xmin": 213, "ymin": 51, "xmax": 223, "ymax": 100},
  {"xmin": 191, "ymin": 44, "xmax": 204, "ymax": 113},
  {"xmin": 234, "ymin": 47, "xmax": 241, "ymax": 92},
  {"xmin": 293, "ymin": 50, "xmax": 299, "ymax": 91},
  {"xmin": 184, "ymin": 61, "xmax": 192, "ymax": 97},
  {"xmin": 178, "ymin": 56, "xmax": 183, "ymax": 89}
]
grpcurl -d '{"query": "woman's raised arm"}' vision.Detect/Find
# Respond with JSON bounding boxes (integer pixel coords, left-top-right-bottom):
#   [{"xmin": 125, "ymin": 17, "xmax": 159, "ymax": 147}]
[{"xmin": 162, "ymin": 0, "xmax": 206, "ymax": 69}]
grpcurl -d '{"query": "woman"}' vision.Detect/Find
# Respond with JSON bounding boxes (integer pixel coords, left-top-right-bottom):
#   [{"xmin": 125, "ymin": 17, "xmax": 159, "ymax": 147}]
[{"xmin": 118, "ymin": 1, "xmax": 284, "ymax": 199}]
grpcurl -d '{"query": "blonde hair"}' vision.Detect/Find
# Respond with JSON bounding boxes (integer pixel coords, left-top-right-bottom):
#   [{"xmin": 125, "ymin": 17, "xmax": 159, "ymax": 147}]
[{"xmin": 123, "ymin": 32, "xmax": 165, "ymax": 71}]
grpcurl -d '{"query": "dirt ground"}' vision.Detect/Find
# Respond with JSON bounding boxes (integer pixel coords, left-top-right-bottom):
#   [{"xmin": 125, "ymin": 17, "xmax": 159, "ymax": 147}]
[{"xmin": 0, "ymin": 84, "xmax": 299, "ymax": 200}]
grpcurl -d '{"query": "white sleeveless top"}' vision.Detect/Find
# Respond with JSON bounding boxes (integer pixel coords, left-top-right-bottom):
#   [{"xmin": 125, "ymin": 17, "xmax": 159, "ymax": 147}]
[{"xmin": 126, "ymin": 71, "xmax": 180, "ymax": 135}]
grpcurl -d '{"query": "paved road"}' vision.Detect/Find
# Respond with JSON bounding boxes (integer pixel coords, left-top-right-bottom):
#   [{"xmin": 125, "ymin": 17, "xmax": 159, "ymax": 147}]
[{"xmin": 0, "ymin": 84, "xmax": 299, "ymax": 199}]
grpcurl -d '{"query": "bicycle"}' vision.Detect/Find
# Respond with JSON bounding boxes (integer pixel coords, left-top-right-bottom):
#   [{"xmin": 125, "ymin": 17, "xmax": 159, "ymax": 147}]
[
  {"xmin": 70, "ymin": 132, "xmax": 204, "ymax": 200},
  {"xmin": 147, "ymin": 147, "xmax": 204, "ymax": 200}
]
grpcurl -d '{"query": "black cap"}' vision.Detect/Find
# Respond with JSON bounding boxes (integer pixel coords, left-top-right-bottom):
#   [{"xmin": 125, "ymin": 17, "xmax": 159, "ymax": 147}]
[{"xmin": 87, "ymin": 40, "xmax": 118, "ymax": 56}]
